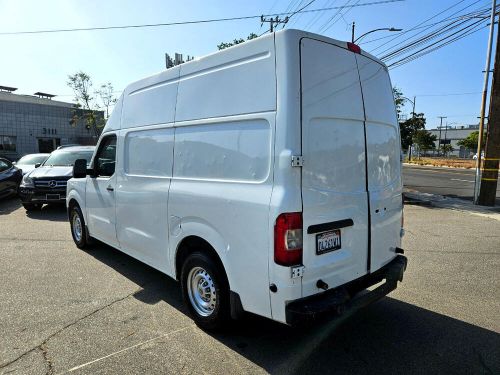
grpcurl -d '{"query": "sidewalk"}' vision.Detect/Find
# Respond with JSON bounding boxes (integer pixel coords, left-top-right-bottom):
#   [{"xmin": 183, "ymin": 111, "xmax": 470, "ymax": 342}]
[{"xmin": 404, "ymin": 188, "xmax": 500, "ymax": 221}]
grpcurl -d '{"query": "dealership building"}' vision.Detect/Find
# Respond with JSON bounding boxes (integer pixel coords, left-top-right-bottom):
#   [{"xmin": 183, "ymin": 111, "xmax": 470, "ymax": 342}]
[{"xmin": 0, "ymin": 86, "xmax": 101, "ymax": 160}]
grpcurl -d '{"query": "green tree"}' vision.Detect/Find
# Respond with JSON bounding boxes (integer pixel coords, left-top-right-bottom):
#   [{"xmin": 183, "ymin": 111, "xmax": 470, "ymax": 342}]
[
  {"xmin": 413, "ymin": 129, "xmax": 437, "ymax": 156},
  {"xmin": 440, "ymin": 144, "xmax": 454, "ymax": 157},
  {"xmin": 217, "ymin": 33, "xmax": 258, "ymax": 50},
  {"xmin": 457, "ymin": 130, "xmax": 484, "ymax": 150},
  {"xmin": 67, "ymin": 72, "xmax": 116, "ymax": 137},
  {"xmin": 95, "ymin": 82, "xmax": 118, "ymax": 120},
  {"xmin": 399, "ymin": 112, "xmax": 426, "ymax": 151},
  {"xmin": 393, "ymin": 86, "xmax": 405, "ymax": 119}
]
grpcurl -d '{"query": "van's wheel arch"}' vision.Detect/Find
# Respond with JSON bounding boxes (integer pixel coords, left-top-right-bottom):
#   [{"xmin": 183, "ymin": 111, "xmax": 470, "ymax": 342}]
[
  {"xmin": 178, "ymin": 239, "xmax": 230, "ymax": 331},
  {"xmin": 69, "ymin": 201, "xmax": 94, "ymax": 249}
]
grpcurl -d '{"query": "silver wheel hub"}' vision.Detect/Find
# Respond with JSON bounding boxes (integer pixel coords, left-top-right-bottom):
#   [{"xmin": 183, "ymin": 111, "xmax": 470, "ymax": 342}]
[
  {"xmin": 187, "ymin": 266, "xmax": 217, "ymax": 317},
  {"xmin": 72, "ymin": 213, "xmax": 82, "ymax": 242}
]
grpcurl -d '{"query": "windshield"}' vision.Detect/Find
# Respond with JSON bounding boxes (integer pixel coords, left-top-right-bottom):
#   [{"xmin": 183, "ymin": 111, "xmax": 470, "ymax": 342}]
[
  {"xmin": 17, "ymin": 154, "xmax": 48, "ymax": 165},
  {"xmin": 43, "ymin": 150, "xmax": 94, "ymax": 167}
]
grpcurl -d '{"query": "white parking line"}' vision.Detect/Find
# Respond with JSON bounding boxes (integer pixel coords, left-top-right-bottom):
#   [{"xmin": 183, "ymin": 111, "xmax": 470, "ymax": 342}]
[
  {"xmin": 450, "ymin": 178, "xmax": 475, "ymax": 183},
  {"xmin": 64, "ymin": 325, "xmax": 194, "ymax": 373}
]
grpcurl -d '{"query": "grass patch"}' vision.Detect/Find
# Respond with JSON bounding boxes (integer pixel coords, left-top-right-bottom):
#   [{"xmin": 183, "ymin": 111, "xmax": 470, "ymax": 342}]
[{"xmin": 405, "ymin": 157, "xmax": 477, "ymax": 169}]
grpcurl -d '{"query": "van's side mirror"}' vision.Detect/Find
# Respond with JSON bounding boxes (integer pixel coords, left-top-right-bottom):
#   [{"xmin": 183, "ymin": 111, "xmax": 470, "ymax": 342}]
[
  {"xmin": 73, "ymin": 159, "xmax": 89, "ymax": 178},
  {"xmin": 34, "ymin": 163, "xmax": 41, "ymax": 168}
]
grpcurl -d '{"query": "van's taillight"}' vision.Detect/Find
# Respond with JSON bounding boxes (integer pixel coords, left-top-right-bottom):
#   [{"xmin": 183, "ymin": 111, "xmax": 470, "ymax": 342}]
[
  {"xmin": 347, "ymin": 42, "xmax": 361, "ymax": 54},
  {"xmin": 274, "ymin": 212, "xmax": 303, "ymax": 266}
]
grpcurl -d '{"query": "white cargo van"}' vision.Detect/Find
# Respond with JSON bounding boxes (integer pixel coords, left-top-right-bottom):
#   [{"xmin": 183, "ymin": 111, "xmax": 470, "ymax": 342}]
[{"xmin": 67, "ymin": 29, "xmax": 407, "ymax": 330}]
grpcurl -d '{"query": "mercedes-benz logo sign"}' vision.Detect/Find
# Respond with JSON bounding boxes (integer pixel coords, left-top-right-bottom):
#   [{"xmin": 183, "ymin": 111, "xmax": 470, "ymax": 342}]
[{"xmin": 49, "ymin": 180, "xmax": 57, "ymax": 188}]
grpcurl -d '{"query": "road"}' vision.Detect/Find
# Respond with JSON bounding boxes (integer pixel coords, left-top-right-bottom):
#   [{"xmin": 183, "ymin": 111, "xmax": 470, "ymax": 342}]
[
  {"xmin": 403, "ymin": 164, "xmax": 500, "ymax": 205},
  {"xmin": 0, "ymin": 198, "xmax": 499, "ymax": 374}
]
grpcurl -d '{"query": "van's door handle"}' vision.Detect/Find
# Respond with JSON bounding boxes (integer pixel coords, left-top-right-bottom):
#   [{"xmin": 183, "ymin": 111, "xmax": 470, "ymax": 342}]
[{"xmin": 106, "ymin": 185, "xmax": 114, "ymax": 192}]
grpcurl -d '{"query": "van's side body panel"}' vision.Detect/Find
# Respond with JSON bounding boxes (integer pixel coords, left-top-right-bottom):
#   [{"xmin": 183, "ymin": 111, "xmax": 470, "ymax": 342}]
[
  {"xmin": 168, "ymin": 36, "xmax": 277, "ymax": 318},
  {"xmin": 114, "ymin": 66, "xmax": 180, "ymax": 274},
  {"xmin": 116, "ymin": 125, "xmax": 175, "ymax": 273},
  {"xmin": 268, "ymin": 31, "xmax": 304, "ymax": 323}
]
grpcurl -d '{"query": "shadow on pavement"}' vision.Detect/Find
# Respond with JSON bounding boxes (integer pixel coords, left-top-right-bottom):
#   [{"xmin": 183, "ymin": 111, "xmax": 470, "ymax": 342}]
[
  {"xmin": 25, "ymin": 203, "xmax": 68, "ymax": 222},
  {"xmin": 0, "ymin": 196, "xmax": 21, "ymax": 215},
  {"xmin": 83, "ymin": 242, "xmax": 500, "ymax": 375}
]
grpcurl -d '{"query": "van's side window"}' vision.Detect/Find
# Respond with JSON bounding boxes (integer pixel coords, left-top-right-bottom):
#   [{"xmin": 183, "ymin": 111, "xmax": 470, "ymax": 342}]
[{"xmin": 95, "ymin": 135, "xmax": 117, "ymax": 177}]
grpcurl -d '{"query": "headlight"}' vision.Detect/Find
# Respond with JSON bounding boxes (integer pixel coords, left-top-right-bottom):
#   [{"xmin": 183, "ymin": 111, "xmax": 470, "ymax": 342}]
[{"xmin": 21, "ymin": 175, "xmax": 34, "ymax": 188}]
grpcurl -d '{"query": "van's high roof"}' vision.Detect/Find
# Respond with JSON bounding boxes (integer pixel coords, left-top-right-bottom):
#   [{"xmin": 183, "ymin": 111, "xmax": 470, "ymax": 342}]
[
  {"xmin": 103, "ymin": 29, "xmax": 388, "ymax": 135},
  {"xmin": 124, "ymin": 29, "xmax": 385, "ymax": 95}
]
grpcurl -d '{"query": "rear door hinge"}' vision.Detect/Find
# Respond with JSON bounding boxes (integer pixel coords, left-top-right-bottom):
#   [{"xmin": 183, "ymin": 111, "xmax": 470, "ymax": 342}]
[
  {"xmin": 291, "ymin": 265, "xmax": 305, "ymax": 278},
  {"xmin": 291, "ymin": 155, "xmax": 303, "ymax": 167}
]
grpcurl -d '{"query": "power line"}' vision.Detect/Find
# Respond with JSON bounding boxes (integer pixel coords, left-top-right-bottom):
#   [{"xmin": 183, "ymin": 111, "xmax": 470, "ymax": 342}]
[
  {"xmin": 388, "ymin": 24, "xmax": 487, "ymax": 69},
  {"xmin": 387, "ymin": 19, "xmax": 488, "ymax": 68},
  {"xmin": 375, "ymin": 2, "xmax": 496, "ymax": 69},
  {"xmin": 381, "ymin": 13, "xmax": 487, "ymax": 61},
  {"xmin": 303, "ymin": 0, "xmax": 338, "ymax": 31},
  {"xmin": 324, "ymin": 0, "xmax": 362, "ymax": 33},
  {"xmin": 318, "ymin": 0, "xmax": 353, "ymax": 33},
  {"xmin": 360, "ymin": 10, "xmax": 487, "ymax": 45},
  {"xmin": 388, "ymin": 24, "xmax": 486, "ymax": 68},
  {"xmin": 369, "ymin": 0, "xmax": 479, "ymax": 53},
  {"xmin": 0, "ymin": 0, "xmax": 404, "ymax": 36},
  {"xmin": 374, "ymin": 0, "xmax": 488, "ymax": 56},
  {"xmin": 286, "ymin": 0, "xmax": 318, "ymax": 28}
]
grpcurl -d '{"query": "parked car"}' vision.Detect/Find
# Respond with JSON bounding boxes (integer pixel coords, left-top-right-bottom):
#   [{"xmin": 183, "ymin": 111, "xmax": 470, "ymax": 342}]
[
  {"xmin": 19, "ymin": 146, "xmax": 94, "ymax": 211},
  {"xmin": 67, "ymin": 30, "xmax": 407, "ymax": 330},
  {"xmin": 0, "ymin": 157, "xmax": 22, "ymax": 199},
  {"xmin": 14, "ymin": 153, "xmax": 50, "ymax": 175},
  {"xmin": 472, "ymin": 151, "xmax": 484, "ymax": 160}
]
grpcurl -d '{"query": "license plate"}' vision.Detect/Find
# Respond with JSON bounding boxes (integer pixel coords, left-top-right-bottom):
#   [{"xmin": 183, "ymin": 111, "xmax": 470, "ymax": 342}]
[
  {"xmin": 316, "ymin": 229, "xmax": 341, "ymax": 255},
  {"xmin": 46, "ymin": 194, "xmax": 60, "ymax": 200}
]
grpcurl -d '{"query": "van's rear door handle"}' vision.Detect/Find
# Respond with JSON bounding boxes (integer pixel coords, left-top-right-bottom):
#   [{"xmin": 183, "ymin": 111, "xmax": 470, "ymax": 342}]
[
  {"xmin": 307, "ymin": 219, "xmax": 354, "ymax": 234},
  {"xmin": 106, "ymin": 185, "xmax": 114, "ymax": 192}
]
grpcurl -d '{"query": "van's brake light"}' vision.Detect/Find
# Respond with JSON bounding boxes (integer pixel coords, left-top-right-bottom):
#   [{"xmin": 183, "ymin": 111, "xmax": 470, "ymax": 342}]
[
  {"xmin": 347, "ymin": 42, "xmax": 361, "ymax": 54},
  {"xmin": 274, "ymin": 213, "xmax": 303, "ymax": 266}
]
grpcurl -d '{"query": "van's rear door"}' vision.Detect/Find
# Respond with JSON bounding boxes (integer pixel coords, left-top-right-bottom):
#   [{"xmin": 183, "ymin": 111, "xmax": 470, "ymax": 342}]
[
  {"xmin": 355, "ymin": 54, "xmax": 403, "ymax": 271},
  {"xmin": 300, "ymin": 38, "xmax": 369, "ymax": 297}
]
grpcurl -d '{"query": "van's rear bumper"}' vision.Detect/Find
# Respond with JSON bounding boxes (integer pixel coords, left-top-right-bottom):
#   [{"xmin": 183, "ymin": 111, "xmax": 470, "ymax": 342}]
[{"xmin": 285, "ymin": 255, "xmax": 408, "ymax": 326}]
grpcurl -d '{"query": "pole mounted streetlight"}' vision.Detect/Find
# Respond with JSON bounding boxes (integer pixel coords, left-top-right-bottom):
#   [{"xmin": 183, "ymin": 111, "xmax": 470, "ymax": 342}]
[
  {"xmin": 352, "ymin": 22, "xmax": 403, "ymax": 43},
  {"xmin": 401, "ymin": 96, "xmax": 416, "ymax": 118}
]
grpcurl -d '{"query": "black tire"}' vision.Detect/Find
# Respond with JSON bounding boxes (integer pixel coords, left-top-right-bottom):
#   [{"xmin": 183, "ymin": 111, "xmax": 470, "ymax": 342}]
[
  {"xmin": 23, "ymin": 203, "xmax": 41, "ymax": 211},
  {"xmin": 181, "ymin": 251, "xmax": 230, "ymax": 331},
  {"xmin": 69, "ymin": 205, "xmax": 92, "ymax": 249}
]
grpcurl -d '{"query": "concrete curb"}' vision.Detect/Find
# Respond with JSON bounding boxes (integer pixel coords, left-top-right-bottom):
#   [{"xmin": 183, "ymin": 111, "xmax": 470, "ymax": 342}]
[{"xmin": 403, "ymin": 188, "xmax": 500, "ymax": 221}]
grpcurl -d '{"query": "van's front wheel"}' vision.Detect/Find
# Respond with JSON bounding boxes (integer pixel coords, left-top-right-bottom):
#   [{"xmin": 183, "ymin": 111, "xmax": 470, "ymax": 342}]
[
  {"xmin": 181, "ymin": 252, "xmax": 230, "ymax": 331},
  {"xmin": 70, "ymin": 205, "xmax": 92, "ymax": 249}
]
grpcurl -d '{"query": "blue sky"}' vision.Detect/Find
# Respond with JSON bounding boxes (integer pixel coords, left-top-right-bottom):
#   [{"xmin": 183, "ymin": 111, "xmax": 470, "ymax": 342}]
[{"xmin": 0, "ymin": 0, "xmax": 495, "ymax": 129}]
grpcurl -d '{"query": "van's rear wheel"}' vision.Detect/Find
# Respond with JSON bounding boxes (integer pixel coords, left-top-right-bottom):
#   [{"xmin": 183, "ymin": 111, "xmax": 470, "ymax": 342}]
[
  {"xmin": 70, "ymin": 205, "xmax": 92, "ymax": 249},
  {"xmin": 181, "ymin": 252, "xmax": 230, "ymax": 331}
]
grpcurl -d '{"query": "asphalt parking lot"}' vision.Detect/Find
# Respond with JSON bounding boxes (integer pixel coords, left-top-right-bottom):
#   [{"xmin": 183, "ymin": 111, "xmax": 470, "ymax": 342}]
[{"xmin": 0, "ymin": 197, "xmax": 499, "ymax": 374}]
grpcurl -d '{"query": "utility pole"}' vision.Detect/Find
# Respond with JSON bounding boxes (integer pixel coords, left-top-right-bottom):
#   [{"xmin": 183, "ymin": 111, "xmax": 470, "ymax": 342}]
[
  {"xmin": 438, "ymin": 116, "xmax": 447, "ymax": 156},
  {"xmin": 261, "ymin": 15, "xmax": 289, "ymax": 33},
  {"xmin": 478, "ymin": 13, "xmax": 500, "ymax": 205},
  {"xmin": 352, "ymin": 22, "xmax": 356, "ymax": 43},
  {"xmin": 474, "ymin": 0, "xmax": 497, "ymax": 204}
]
